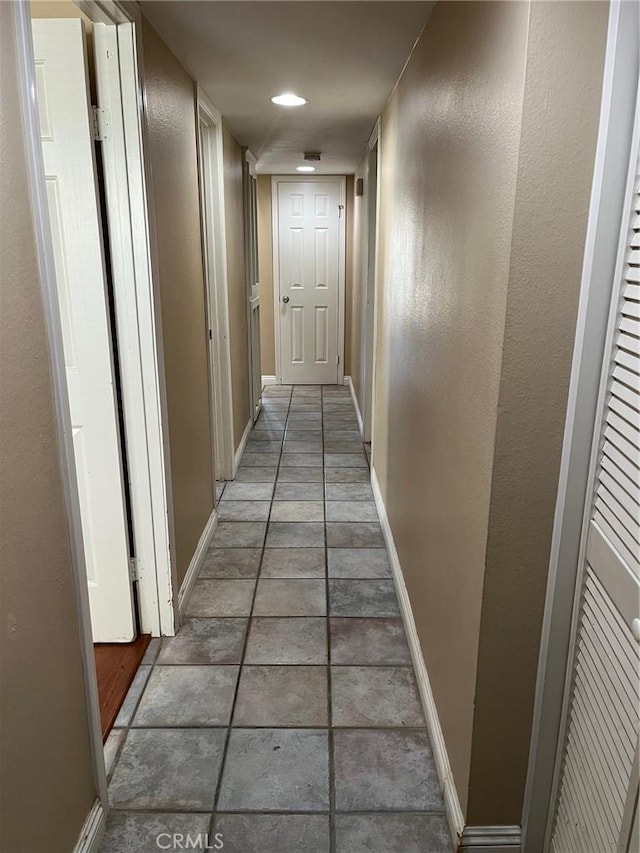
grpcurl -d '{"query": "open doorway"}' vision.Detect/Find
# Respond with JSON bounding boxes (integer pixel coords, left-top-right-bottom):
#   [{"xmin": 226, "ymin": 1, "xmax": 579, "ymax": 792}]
[
  {"xmin": 197, "ymin": 91, "xmax": 236, "ymax": 486},
  {"xmin": 244, "ymin": 151, "xmax": 263, "ymax": 422},
  {"xmin": 361, "ymin": 122, "xmax": 380, "ymax": 455},
  {"xmin": 30, "ymin": 6, "xmax": 137, "ymax": 645},
  {"xmin": 29, "ymin": 4, "xmax": 148, "ymax": 739},
  {"xmin": 27, "ymin": 1, "xmax": 174, "ymax": 742}
]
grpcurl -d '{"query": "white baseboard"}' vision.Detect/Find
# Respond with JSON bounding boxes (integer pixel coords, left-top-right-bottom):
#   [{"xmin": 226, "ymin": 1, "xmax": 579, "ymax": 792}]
[
  {"xmin": 261, "ymin": 375, "xmax": 278, "ymax": 386},
  {"xmin": 177, "ymin": 507, "xmax": 218, "ymax": 620},
  {"xmin": 73, "ymin": 800, "xmax": 105, "ymax": 853},
  {"xmin": 233, "ymin": 418, "xmax": 253, "ymax": 476},
  {"xmin": 370, "ymin": 466, "xmax": 464, "ymax": 850},
  {"xmin": 460, "ymin": 826, "xmax": 522, "ymax": 851},
  {"xmin": 347, "ymin": 375, "xmax": 364, "ymax": 437}
]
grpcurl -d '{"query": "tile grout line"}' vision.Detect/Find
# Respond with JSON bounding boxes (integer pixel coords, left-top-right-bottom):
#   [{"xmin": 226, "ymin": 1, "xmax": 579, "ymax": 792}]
[
  {"xmin": 332, "ymin": 382, "xmax": 369, "ymax": 849},
  {"xmin": 149, "ymin": 658, "xmax": 413, "ymax": 666},
  {"xmin": 209, "ymin": 387, "xmax": 293, "ymax": 835},
  {"xmin": 112, "ymin": 723, "xmax": 430, "ymax": 733},
  {"xmin": 323, "ymin": 384, "xmax": 338, "ymax": 853},
  {"xmin": 108, "ymin": 806, "xmax": 447, "ymax": 816}
]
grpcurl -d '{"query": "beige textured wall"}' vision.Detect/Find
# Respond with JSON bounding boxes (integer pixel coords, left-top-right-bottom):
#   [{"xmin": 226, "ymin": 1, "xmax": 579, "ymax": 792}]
[
  {"xmin": 30, "ymin": 0, "xmax": 90, "ymax": 24},
  {"xmin": 256, "ymin": 175, "xmax": 353, "ymax": 382},
  {"xmin": 0, "ymin": 7, "xmax": 96, "ymax": 848},
  {"xmin": 257, "ymin": 174, "xmax": 275, "ymax": 376},
  {"xmin": 141, "ymin": 17, "xmax": 214, "ymax": 588},
  {"xmin": 223, "ymin": 126, "xmax": 251, "ymax": 446},
  {"xmin": 30, "ymin": 0, "xmax": 91, "ymax": 28},
  {"xmin": 372, "ymin": 0, "xmax": 530, "ymax": 811},
  {"xmin": 357, "ymin": 0, "xmax": 608, "ymax": 824},
  {"xmin": 468, "ymin": 0, "xmax": 608, "ymax": 824}
]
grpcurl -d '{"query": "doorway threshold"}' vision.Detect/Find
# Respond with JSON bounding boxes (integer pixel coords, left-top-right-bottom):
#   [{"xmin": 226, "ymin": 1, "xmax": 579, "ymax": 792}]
[{"xmin": 94, "ymin": 635, "xmax": 151, "ymax": 741}]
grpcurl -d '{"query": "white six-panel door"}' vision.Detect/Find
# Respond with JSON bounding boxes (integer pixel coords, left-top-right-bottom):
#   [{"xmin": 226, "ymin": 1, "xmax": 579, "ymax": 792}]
[
  {"xmin": 32, "ymin": 19, "xmax": 135, "ymax": 642},
  {"xmin": 275, "ymin": 179, "xmax": 342, "ymax": 384}
]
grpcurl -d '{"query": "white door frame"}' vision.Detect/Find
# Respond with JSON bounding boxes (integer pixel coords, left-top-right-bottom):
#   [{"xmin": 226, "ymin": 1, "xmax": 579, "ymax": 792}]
[
  {"xmin": 522, "ymin": 3, "xmax": 639, "ymax": 850},
  {"xmin": 14, "ymin": 0, "xmax": 181, "ymax": 833},
  {"xmin": 362, "ymin": 119, "xmax": 381, "ymax": 443},
  {"xmin": 244, "ymin": 149, "xmax": 263, "ymax": 421},
  {"xmin": 92, "ymin": 18, "xmax": 176, "ymax": 640},
  {"xmin": 88, "ymin": 3, "xmax": 176, "ymax": 639},
  {"xmin": 197, "ymin": 89, "xmax": 235, "ymax": 481},
  {"xmin": 13, "ymin": 0, "xmax": 108, "ymax": 825},
  {"xmin": 271, "ymin": 174, "xmax": 347, "ymax": 385}
]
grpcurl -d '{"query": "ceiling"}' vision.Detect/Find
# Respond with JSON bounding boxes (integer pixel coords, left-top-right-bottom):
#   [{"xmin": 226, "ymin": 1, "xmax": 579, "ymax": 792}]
[{"xmin": 140, "ymin": 1, "xmax": 434, "ymax": 174}]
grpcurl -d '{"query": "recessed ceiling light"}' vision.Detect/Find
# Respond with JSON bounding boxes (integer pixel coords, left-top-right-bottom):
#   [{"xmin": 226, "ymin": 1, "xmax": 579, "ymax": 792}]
[
  {"xmin": 271, "ymin": 93, "xmax": 308, "ymax": 107},
  {"xmin": 296, "ymin": 166, "xmax": 316, "ymax": 172}
]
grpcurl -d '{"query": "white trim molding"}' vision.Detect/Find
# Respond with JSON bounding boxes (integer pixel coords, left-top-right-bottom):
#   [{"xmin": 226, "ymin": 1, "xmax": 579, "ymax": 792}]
[
  {"xmin": 368, "ymin": 116, "xmax": 381, "ymax": 151},
  {"xmin": 76, "ymin": 0, "xmax": 138, "ymax": 24},
  {"xmin": 346, "ymin": 375, "xmax": 364, "ymax": 437},
  {"xmin": 245, "ymin": 148, "xmax": 258, "ymax": 175},
  {"xmin": 72, "ymin": 800, "xmax": 106, "ymax": 853},
  {"xmin": 93, "ymin": 21, "xmax": 175, "ymax": 639},
  {"xmin": 234, "ymin": 418, "xmax": 253, "ymax": 476},
  {"xmin": 177, "ymin": 508, "xmax": 218, "ymax": 620},
  {"xmin": 261, "ymin": 375, "xmax": 278, "ymax": 386},
  {"xmin": 120, "ymin": 15, "xmax": 179, "ymax": 637},
  {"xmin": 459, "ymin": 826, "xmax": 522, "ymax": 852},
  {"xmin": 243, "ymin": 148, "xmax": 262, "ymax": 423},
  {"xmin": 370, "ymin": 466, "xmax": 464, "ymax": 848},
  {"xmin": 371, "ymin": 465, "xmax": 522, "ymax": 852}
]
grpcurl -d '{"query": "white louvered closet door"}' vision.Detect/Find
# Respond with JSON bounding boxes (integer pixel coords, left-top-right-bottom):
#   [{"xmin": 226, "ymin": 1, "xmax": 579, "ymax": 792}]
[{"xmin": 551, "ymin": 121, "xmax": 640, "ymax": 852}]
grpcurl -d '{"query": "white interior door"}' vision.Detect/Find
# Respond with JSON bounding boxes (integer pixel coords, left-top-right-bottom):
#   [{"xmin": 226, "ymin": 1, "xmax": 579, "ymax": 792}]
[
  {"xmin": 198, "ymin": 120, "xmax": 222, "ymax": 485},
  {"xmin": 244, "ymin": 159, "xmax": 262, "ymax": 419},
  {"xmin": 276, "ymin": 179, "xmax": 342, "ymax": 384},
  {"xmin": 32, "ymin": 19, "xmax": 135, "ymax": 642},
  {"xmin": 550, "ymin": 122, "xmax": 640, "ymax": 853}
]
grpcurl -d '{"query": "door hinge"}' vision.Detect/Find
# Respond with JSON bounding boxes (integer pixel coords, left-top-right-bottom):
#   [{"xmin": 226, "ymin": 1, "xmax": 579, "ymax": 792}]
[
  {"xmin": 337, "ymin": 354, "xmax": 340, "ymax": 365},
  {"xmin": 129, "ymin": 557, "xmax": 141, "ymax": 582},
  {"xmin": 91, "ymin": 106, "xmax": 111, "ymax": 142}
]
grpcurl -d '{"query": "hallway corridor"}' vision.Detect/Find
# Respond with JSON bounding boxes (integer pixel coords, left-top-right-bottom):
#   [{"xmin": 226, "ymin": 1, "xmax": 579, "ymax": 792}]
[{"xmin": 100, "ymin": 384, "xmax": 450, "ymax": 852}]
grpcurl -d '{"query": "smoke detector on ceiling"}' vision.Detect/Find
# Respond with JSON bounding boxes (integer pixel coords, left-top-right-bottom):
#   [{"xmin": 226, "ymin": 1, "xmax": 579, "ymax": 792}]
[{"xmin": 303, "ymin": 152, "xmax": 322, "ymax": 162}]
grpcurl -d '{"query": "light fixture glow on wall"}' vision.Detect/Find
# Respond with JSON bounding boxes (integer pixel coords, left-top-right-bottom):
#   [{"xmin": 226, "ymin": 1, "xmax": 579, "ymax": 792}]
[
  {"xmin": 296, "ymin": 166, "xmax": 316, "ymax": 172},
  {"xmin": 271, "ymin": 93, "xmax": 308, "ymax": 107}
]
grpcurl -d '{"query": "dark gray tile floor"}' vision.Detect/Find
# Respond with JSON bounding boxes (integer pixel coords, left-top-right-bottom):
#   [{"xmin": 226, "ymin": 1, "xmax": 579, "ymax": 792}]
[{"xmin": 101, "ymin": 384, "xmax": 450, "ymax": 853}]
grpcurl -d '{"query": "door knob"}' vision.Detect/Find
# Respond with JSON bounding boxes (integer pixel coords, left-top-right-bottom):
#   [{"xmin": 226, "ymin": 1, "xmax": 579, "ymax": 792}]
[{"xmin": 282, "ymin": 295, "xmax": 290, "ymax": 304}]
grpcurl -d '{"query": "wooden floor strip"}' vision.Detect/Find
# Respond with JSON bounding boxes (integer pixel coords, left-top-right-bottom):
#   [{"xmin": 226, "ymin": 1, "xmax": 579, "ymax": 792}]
[{"xmin": 94, "ymin": 634, "xmax": 151, "ymax": 741}]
